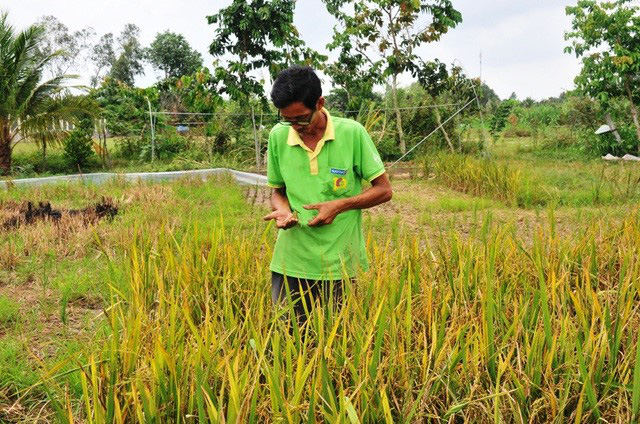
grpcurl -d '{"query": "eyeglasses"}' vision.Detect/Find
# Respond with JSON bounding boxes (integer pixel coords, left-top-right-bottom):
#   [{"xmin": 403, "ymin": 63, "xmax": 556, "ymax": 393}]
[{"xmin": 278, "ymin": 109, "xmax": 316, "ymax": 126}]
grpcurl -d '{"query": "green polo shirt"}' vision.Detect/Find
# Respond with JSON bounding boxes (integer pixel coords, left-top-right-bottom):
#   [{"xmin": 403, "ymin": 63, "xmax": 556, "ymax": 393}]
[{"xmin": 267, "ymin": 108, "xmax": 385, "ymax": 280}]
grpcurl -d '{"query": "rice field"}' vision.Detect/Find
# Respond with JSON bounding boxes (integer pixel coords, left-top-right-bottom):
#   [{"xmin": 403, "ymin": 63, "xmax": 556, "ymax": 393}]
[{"xmin": 1, "ymin": 159, "xmax": 640, "ymax": 422}]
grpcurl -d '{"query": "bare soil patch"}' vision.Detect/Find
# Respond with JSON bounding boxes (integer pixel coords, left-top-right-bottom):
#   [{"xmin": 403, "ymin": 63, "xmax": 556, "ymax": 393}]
[
  {"xmin": 247, "ymin": 179, "xmax": 597, "ymax": 244},
  {"xmin": 1, "ymin": 198, "xmax": 118, "ymax": 231}
]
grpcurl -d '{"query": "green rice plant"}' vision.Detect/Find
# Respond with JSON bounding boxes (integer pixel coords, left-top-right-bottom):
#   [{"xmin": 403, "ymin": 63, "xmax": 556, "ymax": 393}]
[
  {"xmin": 430, "ymin": 153, "xmax": 521, "ymax": 206},
  {"xmin": 0, "ymin": 295, "xmax": 19, "ymax": 328},
  {"xmin": 37, "ymin": 206, "xmax": 640, "ymax": 422}
]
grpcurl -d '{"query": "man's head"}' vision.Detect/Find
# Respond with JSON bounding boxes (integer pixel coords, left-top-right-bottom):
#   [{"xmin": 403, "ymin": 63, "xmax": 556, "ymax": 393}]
[{"xmin": 271, "ymin": 65, "xmax": 324, "ymax": 134}]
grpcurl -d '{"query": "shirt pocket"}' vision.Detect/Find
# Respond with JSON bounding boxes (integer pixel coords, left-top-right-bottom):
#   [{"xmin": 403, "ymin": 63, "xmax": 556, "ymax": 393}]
[{"xmin": 324, "ymin": 165, "xmax": 351, "ymax": 197}]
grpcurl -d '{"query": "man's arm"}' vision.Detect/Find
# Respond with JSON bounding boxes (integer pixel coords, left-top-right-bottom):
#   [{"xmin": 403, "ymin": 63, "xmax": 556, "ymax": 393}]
[
  {"xmin": 304, "ymin": 173, "xmax": 392, "ymax": 227},
  {"xmin": 263, "ymin": 187, "xmax": 299, "ymax": 229}
]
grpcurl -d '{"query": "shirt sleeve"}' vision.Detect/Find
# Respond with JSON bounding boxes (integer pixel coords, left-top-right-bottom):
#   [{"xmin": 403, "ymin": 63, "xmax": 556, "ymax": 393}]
[
  {"xmin": 267, "ymin": 130, "xmax": 285, "ymax": 188},
  {"xmin": 354, "ymin": 124, "xmax": 385, "ymax": 182}
]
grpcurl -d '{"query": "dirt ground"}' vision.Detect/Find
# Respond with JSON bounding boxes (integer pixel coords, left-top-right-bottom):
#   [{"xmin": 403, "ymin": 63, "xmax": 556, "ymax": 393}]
[{"xmin": 242, "ymin": 177, "xmax": 602, "ymax": 244}]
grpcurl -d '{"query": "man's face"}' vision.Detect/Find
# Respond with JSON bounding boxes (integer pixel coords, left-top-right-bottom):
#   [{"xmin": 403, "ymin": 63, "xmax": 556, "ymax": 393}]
[{"xmin": 279, "ymin": 98, "xmax": 324, "ymax": 135}]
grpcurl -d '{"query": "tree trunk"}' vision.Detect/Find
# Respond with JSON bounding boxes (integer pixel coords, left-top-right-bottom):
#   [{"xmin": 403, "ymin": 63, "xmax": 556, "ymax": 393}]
[
  {"xmin": 605, "ymin": 113, "xmax": 623, "ymax": 145},
  {"xmin": 96, "ymin": 123, "xmax": 105, "ymax": 168},
  {"xmin": 250, "ymin": 103, "xmax": 260, "ymax": 168},
  {"xmin": 0, "ymin": 134, "xmax": 12, "ymax": 176},
  {"xmin": 434, "ymin": 107, "xmax": 455, "ymax": 152},
  {"xmin": 391, "ymin": 73, "xmax": 406, "ymax": 154},
  {"xmin": 102, "ymin": 120, "xmax": 110, "ymax": 165},
  {"xmin": 42, "ymin": 136, "xmax": 47, "ymax": 164},
  {"xmin": 632, "ymin": 104, "xmax": 640, "ymax": 155}
]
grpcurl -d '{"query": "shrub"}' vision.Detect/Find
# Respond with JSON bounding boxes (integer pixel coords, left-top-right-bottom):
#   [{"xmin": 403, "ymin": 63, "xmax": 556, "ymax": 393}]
[
  {"xmin": 11, "ymin": 151, "xmax": 69, "ymax": 176},
  {"xmin": 114, "ymin": 137, "xmax": 146, "ymax": 160},
  {"xmin": 140, "ymin": 131, "xmax": 191, "ymax": 160},
  {"xmin": 376, "ymin": 136, "xmax": 402, "ymax": 161},
  {"xmin": 63, "ymin": 117, "xmax": 95, "ymax": 171},
  {"xmin": 489, "ymin": 100, "xmax": 517, "ymax": 141},
  {"xmin": 581, "ymin": 123, "xmax": 638, "ymax": 157}
]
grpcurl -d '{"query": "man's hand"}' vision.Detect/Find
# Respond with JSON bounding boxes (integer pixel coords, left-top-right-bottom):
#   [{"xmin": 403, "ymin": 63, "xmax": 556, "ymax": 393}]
[
  {"xmin": 263, "ymin": 209, "xmax": 299, "ymax": 229},
  {"xmin": 304, "ymin": 200, "xmax": 344, "ymax": 227}
]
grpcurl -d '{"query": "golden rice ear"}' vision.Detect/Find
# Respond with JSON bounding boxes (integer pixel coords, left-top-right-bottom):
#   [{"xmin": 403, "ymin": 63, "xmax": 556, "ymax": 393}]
[{"xmin": 120, "ymin": 194, "xmax": 134, "ymax": 205}]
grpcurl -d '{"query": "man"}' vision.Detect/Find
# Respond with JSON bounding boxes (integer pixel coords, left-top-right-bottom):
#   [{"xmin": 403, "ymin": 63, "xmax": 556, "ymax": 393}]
[{"xmin": 263, "ymin": 65, "xmax": 392, "ymax": 323}]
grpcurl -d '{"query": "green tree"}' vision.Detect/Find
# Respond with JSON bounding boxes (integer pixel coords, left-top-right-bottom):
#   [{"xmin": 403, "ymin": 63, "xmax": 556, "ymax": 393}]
[
  {"xmin": 565, "ymin": 0, "xmax": 640, "ymax": 151},
  {"xmin": 489, "ymin": 99, "xmax": 517, "ymax": 142},
  {"xmin": 109, "ymin": 24, "xmax": 145, "ymax": 86},
  {"xmin": 63, "ymin": 116, "xmax": 95, "ymax": 170},
  {"xmin": 90, "ymin": 33, "xmax": 116, "ymax": 88},
  {"xmin": 147, "ymin": 31, "xmax": 203, "ymax": 80},
  {"xmin": 207, "ymin": 0, "xmax": 325, "ymax": 167},
  {"xmin": 477, "ymin": 81, "xmax": 500, "ymax": 109},
  {"xmin": 0, "ymin": 13, "xmax": 92, "ymax": 175},
  {"xmin": 324, "ymin": 41, "xmax": 380, "ymax": 113},
  {"xmin": 35, "ymin": 15, "xmax": 95, "ymax": 78},
  {"xmin": 414, "ymin": 60, "xmax": 478, "ymax": 151},
  {"xmin": 92, "ymin": 78, "xmax": 158, "ymax": 136},
  {"xmin": 324, "ymin": 0, "xmax": 462, "ymax": 154},
  {"xmin": 173, "ymin": 68, "xmax": 222, "ymax": 113}
]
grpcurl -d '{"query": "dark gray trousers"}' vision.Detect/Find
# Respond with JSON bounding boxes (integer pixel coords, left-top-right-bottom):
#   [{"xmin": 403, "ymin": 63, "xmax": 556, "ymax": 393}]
[{"xmin": 271, "ymin": 272, "xmax": 346, "ymax": 325}]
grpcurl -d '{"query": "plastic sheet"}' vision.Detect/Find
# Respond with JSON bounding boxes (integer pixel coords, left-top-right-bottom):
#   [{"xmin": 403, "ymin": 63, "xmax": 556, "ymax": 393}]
[{"xmin": 0, "ymin": 168, "xmax": 267, "ymax": 189}]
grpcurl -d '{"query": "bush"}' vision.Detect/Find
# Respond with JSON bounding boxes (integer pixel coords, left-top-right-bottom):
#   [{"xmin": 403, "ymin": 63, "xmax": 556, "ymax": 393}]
[
  {"xmin": 11, "ymin": 151, "xmax": 69, "ymax": 176},
  {"xmin": 581, "ymin": 124, "xmax": 638, "ymax": 157},
  {"xmin": 140, "ymin": 131, "xmax": 191, "ymax": 160},
  {"xmin": 376, "ymin": 136, "xmax": 402, "ymax": 161},
  {"xmin": 114, "ymin": 137, "xmax": 146, "ymax": 160},
  {"xmin": 63, "ymin": 118, "xmax": 95, "ymax": 171}
]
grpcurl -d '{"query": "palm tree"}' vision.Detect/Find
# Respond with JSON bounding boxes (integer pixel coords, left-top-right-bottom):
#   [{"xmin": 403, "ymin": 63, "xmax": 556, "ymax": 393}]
[{"xmin": 0, "ymin": 12, "xmax": 92, "ymax": 175}]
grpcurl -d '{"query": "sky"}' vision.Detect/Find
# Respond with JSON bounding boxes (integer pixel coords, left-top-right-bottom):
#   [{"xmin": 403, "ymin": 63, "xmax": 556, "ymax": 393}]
[{"xmin": 3, "ymin": 0, "xmax": 584, "ymax": 100}]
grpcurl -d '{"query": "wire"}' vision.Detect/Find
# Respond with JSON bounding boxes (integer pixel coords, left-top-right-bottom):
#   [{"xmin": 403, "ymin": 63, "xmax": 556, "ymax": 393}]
[
  {"xmin": 338, "ymin": 103, "xmax": 464, "ymax": 114},
  {"xmin": 452, "ymin": 58, "xmax": 489, "ymax": 147},
  {"xmin": 386, "ymin": 58, "xmax": 487, "ymax": 167},
  {"xmin": 148, "ymin": 103, "xmax": 465, "ymax": 117},
  {"xmin": 150, "ymin": 111, "xmax": 275, "ymax": 116},
  {"xmin": 388, "ymin": 98, "xmax": 476, "ymax": 168}
]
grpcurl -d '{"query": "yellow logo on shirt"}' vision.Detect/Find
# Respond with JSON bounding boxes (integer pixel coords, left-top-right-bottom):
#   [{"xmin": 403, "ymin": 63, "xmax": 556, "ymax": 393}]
[{"xmin": 333, "ymin": 176, "xmax": 348, "ymax": 191}]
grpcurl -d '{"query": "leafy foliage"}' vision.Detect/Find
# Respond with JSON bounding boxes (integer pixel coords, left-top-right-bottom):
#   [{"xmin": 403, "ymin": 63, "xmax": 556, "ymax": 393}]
[
  {"xmin": 324, "ymin": 0, "xmax": 463, "ymax": 153},
  {"xmin": 63, "ymin": 116, "xmax": 95, "ymax": 170},
  {"xmin": 147, "ymin": 31, "xmax": 203, "ymax": 80},
  {"xmin": 34, "ymin": 15, "xmax": 95, "ymax": 78},
  {"xmin": 109, "ymin": 24, "xmax": 145, "ymax": 86},
  {"xmin": 90, "ymin": 33, "xmax": 116, "ymax": 88},
  {"xmin": 0, "ymin": 12, "xmax": 93, "ymax": 174},
  {"xmin": 414, "ymin": 60, "xmax": 482, "ymax": 151},
  {"xmin": 172, "ymin": 68, "xmax": 222, "ymax": 113},
  {"xmin": 565, "ymin": 0, "xmax": 640, "ymax": 149},
  {"xmin": 207, "ymin": 0, "xmax": 325, "ymax": 104},
  {"xmin": 490, "ymin": 100, "xmax": 517, "ymax": 141},
  {"xmin": 91, "ymin": 78, "xmax": 158, "ymax": 136},
  {"xmin": 325, "ymin": 0, "xmax": 462, "ymax": 79}
]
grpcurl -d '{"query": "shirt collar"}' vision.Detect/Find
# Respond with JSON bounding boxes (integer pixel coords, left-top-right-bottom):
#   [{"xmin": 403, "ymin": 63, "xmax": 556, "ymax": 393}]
[{"xmin": 286, "ymin": 107, "xmax": 335, "ymax": 147}]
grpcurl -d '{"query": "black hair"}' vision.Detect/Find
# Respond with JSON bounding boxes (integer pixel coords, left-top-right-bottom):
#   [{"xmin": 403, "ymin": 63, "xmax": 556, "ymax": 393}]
[{"xmin": 270, "ymin": 65, "xmax": 322, "ymax": 110}]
